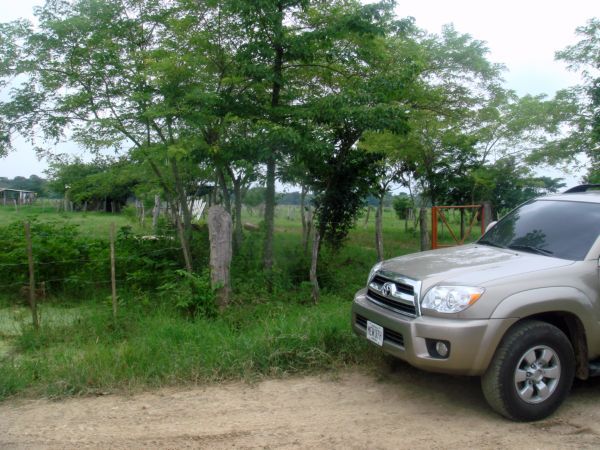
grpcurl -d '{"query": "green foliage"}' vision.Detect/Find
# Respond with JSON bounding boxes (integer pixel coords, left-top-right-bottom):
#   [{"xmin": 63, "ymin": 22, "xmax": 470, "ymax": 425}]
[
  {"xmin": 512, "ymin": 19, "xmax": 599, "ymax": 182},
  {"xmin": 157, "ymin": 269, "xmax": 217, "ymax": 318},
  {"xmin": 0, "ymin": 217, "xmax": 210, "ymax": 304},
  {"xmin": 113, "ymin": 226, "xmax": 181, "ymax": 293},
  {"xmin": 47, "ymin": 158, "xmax": 143, "ymax": 211},
  {"xmin": 0, "ymin": 201, "xmax": 422, "ymax": 400},
  {"xmin": 473, "ymin": 157, "xmax": 566, "ymax": 216},
  {"xmin": 0, "ymin": 175, "xmax": 47, "ymax": 196},
  {"xmin": 0, "ymin": 220, "xmax": 107, "ymax": 296},
  {"xmin": 0, "ymin": 296, "xmax": 378, "ymax": 400},
  {"xmin": 393, "ymin": 194, "xmax": 413, "ymax": 220},
  {"xmin": 242, "ymin": 187, "xmax": 266, "ymax": 208}
]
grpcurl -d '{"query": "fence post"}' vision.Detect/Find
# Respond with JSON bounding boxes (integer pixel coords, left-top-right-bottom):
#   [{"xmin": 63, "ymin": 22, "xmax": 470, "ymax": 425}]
[
  {"xmin": 482, "ymin": 201, "xmax": 493, "ymax": 234},
  {"xmin": 431, "ymin": 207, "xmax": 438, "ymax": 250},
  {"xmin": 110, "ymin": 223, "xmax": 117, "ymax": 319},
  {"xmin": 419, "ymin": 207, "xmax": 430, "ymax": 251},
  {"xmin": 24, "ymin": 222, "xmax": 39, "ymax": 330}
]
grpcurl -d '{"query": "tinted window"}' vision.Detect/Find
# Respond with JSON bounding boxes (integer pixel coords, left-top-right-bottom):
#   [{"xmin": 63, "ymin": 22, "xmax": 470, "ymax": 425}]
[{"xmin": 479, "ymin": 200, "xmax": 600, "ymax": 260}]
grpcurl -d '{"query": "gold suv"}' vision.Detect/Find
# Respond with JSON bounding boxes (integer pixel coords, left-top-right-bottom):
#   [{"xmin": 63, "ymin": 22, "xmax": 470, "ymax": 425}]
[{"xmin": 352, "ymin": 185, "xmax": 600, "ymax": 421}]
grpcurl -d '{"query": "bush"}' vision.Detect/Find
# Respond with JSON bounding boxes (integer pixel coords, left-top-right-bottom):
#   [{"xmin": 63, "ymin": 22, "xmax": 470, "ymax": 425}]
[
  {"xmin": 0, "ymin": 220, "xmax": 107, "ymax": 297},
  {"xmin": 0, "ymin": 220, "xmax": 210, "ymax": 306}
]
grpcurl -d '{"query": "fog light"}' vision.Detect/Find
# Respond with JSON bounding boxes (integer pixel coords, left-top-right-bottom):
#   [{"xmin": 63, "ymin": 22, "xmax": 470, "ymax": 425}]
[{"xmin": 435, "ymin": 341, "xmax": 449, "ymax": 358}]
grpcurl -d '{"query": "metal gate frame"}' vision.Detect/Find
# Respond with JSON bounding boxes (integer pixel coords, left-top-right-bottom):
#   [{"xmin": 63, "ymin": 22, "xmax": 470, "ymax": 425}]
[{"xmin": 431, "ymin": 204, "xmax": 485, "ymax": 249}]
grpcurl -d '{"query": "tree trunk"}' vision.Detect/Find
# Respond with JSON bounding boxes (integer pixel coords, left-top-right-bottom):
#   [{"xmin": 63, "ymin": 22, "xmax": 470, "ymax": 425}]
[
  {"xmin": 263, "ymin": 156, "xmax": 276, "ymax": 279},
  {"xmin": 232, "ymin": 177, "xmax": 243, "ymax": 252},
  {"xmin": 460, "ymin": 208, "xmax": 465, "ymax": 240},
  {"xmin": 310, "ymin": 229, "xmax": 321, "ymax": 304},
  {"xmin": 304, "ymin": 207, "xmax": 313, "ymax": 255},
  {"xmin": 419, "ymin": 207, "xmax": 430, "ymax": 251},
  {"xmin": 264, "ymin": 5, "xmax": 284, "ymax": 279},
  {"xmin": 217, "ymin": 167, "xmax": 232, "ymax": 215},
  {"xmin": 300, "ymin": 184, "xmax": 307, "ymax": 250},
  {"xmin": 208, "ymin": 206, "xmax": 232, "ymax": 309},
  {"xmin": 375, "ymin": 196, "xmax": 384, "ymax": 261},
  {"xmin": 364, "ymin": 205, "xmax": 371, "ymax": 227},
  {"xmin": 152, "ymin": 195, "xmax": 161, "ymax": 232},
  {"xmin": 170, "ymin": 158, "xmax": 193, "ymax": 269},
  {"xmin": 176, "ymin": 213, "xmax": 193, "ymax": 273}
]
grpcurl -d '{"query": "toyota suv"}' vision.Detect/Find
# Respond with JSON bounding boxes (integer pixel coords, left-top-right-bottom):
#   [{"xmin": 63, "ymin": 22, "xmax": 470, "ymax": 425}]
[{"xmin": 352, "ymin": 185, "xmax": 600, "ymax": 421}]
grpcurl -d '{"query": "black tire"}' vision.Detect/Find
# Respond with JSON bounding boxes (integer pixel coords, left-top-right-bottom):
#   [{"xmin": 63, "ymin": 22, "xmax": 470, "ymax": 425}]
[{"xmin": 481, "ymin": 320, "xmax": 575, "ymax": 421}]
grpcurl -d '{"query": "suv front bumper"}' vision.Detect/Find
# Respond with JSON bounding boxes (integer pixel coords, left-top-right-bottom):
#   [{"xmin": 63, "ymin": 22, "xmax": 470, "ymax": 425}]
[{"xmin": 352, "ymin": 288, "xmax": 515, "ymax": 376}]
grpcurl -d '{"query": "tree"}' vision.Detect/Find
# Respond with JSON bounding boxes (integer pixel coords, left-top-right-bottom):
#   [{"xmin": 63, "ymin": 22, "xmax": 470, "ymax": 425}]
[
  {"xmin": 225, "ymin": 0, "xmax": 407, "ymax": 280},
  {"xmin": 0, "ymin": 174, "xmax": 48, "ymax": 195},
  {"xmin": 473, "ymin": 157, "xmax": 565, "ymax": 217},
  {"xmin": 0, "ymin": 0, "xmax": 231, "ymax": 272},
  {"xmin": 369, "ymin": 159, "xmax": 408, "ymax": 261},
  {"xmin": 47, "ymin": 158, "xmax": 143, "ymax": 212},
  {"xmin": 527, "ymin": 18, "xmax": 599, "ymax": 182},
  {"xmin": 393, "ymin": 193, "xmax": 413, "ymax": 231}
]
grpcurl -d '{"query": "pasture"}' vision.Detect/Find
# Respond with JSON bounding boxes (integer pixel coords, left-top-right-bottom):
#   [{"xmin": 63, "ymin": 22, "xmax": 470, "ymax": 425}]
[{"xmin": 0, "ymin": 201, "xmax": 482, "ymax": 400}]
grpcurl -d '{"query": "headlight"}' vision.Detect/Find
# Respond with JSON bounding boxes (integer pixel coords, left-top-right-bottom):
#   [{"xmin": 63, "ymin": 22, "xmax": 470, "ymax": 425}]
[
  {"xmin": 421, "ymin": 286, "xmax": 485, "ymax": 313},
  {"xmin": 367, "ymin": 262, "xmax": 382, "ymax": 284}
]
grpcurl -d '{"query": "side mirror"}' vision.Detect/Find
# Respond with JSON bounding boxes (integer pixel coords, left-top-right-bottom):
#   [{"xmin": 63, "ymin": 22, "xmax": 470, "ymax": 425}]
[{"xmin": 485, "ymin": 221, "xmax": 498, "ymax": 234}]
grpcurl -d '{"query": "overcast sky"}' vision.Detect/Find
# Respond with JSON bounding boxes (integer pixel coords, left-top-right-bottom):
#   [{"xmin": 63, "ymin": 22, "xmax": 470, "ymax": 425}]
[{"xmin": 0, "ymin": 0, "xmax": 597, "ymax": 186}]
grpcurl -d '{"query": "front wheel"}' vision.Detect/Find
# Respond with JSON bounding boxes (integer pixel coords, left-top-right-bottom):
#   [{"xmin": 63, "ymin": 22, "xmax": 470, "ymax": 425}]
[{"xmin": 481, "ymin": 320, "xmax": 575, "ymax": 421}]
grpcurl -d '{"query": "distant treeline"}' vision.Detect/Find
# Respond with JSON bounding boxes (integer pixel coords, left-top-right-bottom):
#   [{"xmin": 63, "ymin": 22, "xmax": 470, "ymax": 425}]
[
  {"xmin": 277, "ymin": 191, "xmax": 394, "ymax": 208},
  {"xmin": 0, "ymin": 175, "xmax": 53, "ymax": 197}
]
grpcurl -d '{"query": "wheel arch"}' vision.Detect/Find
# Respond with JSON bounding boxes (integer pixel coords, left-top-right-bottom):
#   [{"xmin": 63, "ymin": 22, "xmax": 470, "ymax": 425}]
[
  {"xmin": 488, "ymin": 287, "xmax": 597, "ymax": 378},
  {"xmin": 512, "ymin": 312, "xmax": 589, "ymax": 380}
]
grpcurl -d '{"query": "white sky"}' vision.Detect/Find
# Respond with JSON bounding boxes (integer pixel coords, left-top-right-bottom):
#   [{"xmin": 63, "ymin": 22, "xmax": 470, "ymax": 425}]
[{"xmin": 0, "ymin": 0, "xmax": 598, "ymax": 186}]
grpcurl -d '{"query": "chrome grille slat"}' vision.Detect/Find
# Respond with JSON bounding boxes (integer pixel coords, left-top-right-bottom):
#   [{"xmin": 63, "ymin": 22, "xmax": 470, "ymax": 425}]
[{"xmin": 366, "ymin": 271, "xmax": 421, "ymax": 317}]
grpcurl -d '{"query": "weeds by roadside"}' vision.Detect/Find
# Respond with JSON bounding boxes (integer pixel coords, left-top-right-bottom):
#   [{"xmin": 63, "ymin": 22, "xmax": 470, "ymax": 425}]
[
  {"xmin": 0, "ymin": 296, "xmax": 380, "ymax": 400},
  {"xmin": 0, "ymin": 204, "xmax": 421, "ymax": 401}
]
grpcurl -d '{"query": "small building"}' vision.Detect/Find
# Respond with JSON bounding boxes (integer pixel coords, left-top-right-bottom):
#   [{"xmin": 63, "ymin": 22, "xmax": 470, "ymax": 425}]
[{"xmin": 0, "ymin": 188, "xmax": 37, "ymax": 206}]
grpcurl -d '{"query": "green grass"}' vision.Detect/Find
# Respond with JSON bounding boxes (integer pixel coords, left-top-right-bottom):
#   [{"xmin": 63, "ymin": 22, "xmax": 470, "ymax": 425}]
[
  {"xmin": 0, "ymin": 202, "xmax": 484, "ymax": 401},
  {"xmin": 0, "ymin": 296, "xmax": 380, "ymax": 400},
  {"xmin": 0, "ymin": 202, "xmax": 141, "ymax": 237}
]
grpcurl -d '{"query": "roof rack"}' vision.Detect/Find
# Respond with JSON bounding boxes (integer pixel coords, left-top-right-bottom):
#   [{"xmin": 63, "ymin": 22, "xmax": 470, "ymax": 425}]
[{"xmin": 563, "ymin": 184, "xmax": 600, "ymax": 193}]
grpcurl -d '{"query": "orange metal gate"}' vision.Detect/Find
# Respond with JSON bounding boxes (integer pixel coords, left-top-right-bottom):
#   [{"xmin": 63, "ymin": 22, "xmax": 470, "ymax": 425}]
[{"xmin": 431, "ymin": 204, "xmax": 485, "ymax": 249}]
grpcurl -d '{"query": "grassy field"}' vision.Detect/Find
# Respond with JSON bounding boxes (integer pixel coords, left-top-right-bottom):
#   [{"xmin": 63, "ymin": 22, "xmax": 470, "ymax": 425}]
[
  {"xmin": 0, "ymin": 201, "xmax": 482, "ymax": 401},
  {"xmin": 0, "ymin": 202, "xmax": 141, "ymax": 237}
]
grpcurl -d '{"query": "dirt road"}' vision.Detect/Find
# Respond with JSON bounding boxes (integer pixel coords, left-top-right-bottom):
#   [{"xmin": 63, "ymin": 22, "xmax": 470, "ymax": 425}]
[{"xmin": 1, "ymin": 363, "xmax": 600, "ymax": 449}]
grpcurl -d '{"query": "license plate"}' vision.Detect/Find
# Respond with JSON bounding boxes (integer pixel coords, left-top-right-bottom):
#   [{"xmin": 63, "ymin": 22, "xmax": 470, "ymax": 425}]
[{"xmin": 366, "ymin": 321, "xmax": 384, "ymax": 346}]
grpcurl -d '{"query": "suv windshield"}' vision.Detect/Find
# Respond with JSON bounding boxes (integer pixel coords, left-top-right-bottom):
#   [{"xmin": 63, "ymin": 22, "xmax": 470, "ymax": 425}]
[{"xmin": 479, "ymin": 199, "xmax": 600, "ymax": 260}]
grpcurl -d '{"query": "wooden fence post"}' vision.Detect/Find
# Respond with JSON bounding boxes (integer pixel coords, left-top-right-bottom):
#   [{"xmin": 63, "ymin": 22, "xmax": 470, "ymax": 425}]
[
  {"xmin": 110, "ymin": 223, "xmax": 117, "ymax": 319},
  {"xmin": 24, "ymin": 222, "xmax": 39, "ymax": 329},
  {"xmin": 420, "ymin": 207, "xmax": 430, "ymax": 251},
  {"xmin": 482, "ymin": 201, "xmax": 493, "ymax": 232}
]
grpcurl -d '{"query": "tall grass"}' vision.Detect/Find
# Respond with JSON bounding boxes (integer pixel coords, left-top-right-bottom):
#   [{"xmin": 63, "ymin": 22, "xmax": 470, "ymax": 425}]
[
  {"xmin": 0, "ymin": 202, "xmax": 482, "ymax": 400},
  {"xmin": 0, "ymin": 296, "xmax": 380, "ymax": 400}
]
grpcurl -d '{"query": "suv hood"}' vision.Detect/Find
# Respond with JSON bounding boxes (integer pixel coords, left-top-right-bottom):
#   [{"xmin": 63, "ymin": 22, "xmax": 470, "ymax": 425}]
[{"xmin": 380, "ymin": 244, "xmax": 574, "ymax": 288}]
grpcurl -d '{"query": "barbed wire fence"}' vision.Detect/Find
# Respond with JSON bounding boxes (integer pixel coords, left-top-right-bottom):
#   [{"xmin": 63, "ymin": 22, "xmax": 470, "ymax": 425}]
[{"xmin": 0, "ymin": 220, "xmax": 189, "ymax": 329}]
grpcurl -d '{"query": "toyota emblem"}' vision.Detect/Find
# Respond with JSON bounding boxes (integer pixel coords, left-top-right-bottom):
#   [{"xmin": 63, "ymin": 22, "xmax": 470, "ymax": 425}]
[{"xmin": 382, "ymin": 282, "xmax": 396, "ymax": 297}]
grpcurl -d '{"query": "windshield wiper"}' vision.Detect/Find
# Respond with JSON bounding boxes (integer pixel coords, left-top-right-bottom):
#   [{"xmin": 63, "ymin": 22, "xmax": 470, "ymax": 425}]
[
  {"xmin": 507, "ymin": 244, "xmax": 554, "ymax": 256},
  {"xmin": 478, "ymin": 239, "xmax": 506, "ymax": 249}
]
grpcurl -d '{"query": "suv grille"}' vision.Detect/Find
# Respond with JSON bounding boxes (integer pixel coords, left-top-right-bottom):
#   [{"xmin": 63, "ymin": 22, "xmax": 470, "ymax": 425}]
[
  {"xmin": 366, "ymin": 271, "xmax": 420, "ymax": 317},
  {"xmin": 367, "ymin": 289, "xmax": 417, "ymax": 316}
]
